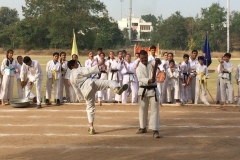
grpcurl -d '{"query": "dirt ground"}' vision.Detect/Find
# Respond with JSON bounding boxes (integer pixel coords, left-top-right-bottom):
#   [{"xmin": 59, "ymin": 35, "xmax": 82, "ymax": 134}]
[{"xmin": 0, "ymin": 103, "xmax": 240, "ymax": 160}]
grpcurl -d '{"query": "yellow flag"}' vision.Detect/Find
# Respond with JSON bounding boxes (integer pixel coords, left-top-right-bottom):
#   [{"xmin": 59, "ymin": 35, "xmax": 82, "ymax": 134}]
[{"xmin": 71, "ymin": 30, "xmax": 78, "ymax": 56}]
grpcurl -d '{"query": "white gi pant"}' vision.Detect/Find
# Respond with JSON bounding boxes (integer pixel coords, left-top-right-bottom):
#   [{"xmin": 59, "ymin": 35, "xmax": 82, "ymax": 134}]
[
  {"xmin": 46, "ymin": 78, "xmax": 60, "ymax": 100},
  {"xmin": 216, "ymin": 78, "xmax": 229, "ymax": 102},
  {"xmin": 59, "ymin": 77, "xmax": 70, "ymax": 102},
  {"xmin": 69, "ymin": 86, "xmax": 77, "ymax": 103},
  {"xmin": 237, "ymin": 84, "xmax": 240, "ymax": 104},
  {"xmin": 0, "ymin": 75, "xmax": 14, "ymax": 100},
  {"xmin": 107, "ymin": 80, "xmax": 122, "ymax": 102},
  {"xmin": 25, "ymin": 79, "xmax": 42, "ymax": 105},
  {"xmin": 122, "ymin": 80, "xmax": 138, "ymax": 104},
  {"xmin": 180, "ymin": 83, "xmax": 190, "ymax": 103},
  {"xmin": 138, "ymin": 95, "xmax": 160, "ymax": 131},
  {"xmin": 157, "ymin": 82, "xmax": 162, "ymax": 104},
  {"xmin": 220, "ymin": 78, "xmax": 233, "ymax": 103},
  {"xmin": 83, "ymin": 80, "xmax": 120, "ymax": 123},
  {"xmin": 17, "ymin": 79, "xmax": 24, "ymax": 99},
  {"xmin": 160, "ymin": 78, "xmax": 167, "ymax": 103},
  {"xmin": 195, "ymin": 80, "xmax": 208, "ymax": 104},
  {"xmin": 190, "ymin": 76, "xmax": 196, "ymax": 101},
  {"xmin": 166, "ymin": 80, "xmax": 179, "ymax": 102},
  {"xmin": 98, "ymin": 73, "xmax": 107, "ymax": 102}
]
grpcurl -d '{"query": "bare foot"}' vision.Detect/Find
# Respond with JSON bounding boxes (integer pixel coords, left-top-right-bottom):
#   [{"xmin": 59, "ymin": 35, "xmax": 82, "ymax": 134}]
[
  {"xmin": 1, "ymin": 102, "xmax": 5, "ymax": 106},
  {"xmin": 98, "ymin": 101, "xmax": 102, "ymax": 106}
]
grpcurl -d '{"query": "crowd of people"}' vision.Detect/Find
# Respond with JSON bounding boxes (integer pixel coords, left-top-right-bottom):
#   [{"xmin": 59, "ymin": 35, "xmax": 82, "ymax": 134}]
[{"xmin": 0, "ymin": 46, "xmax": 237, "ymax": 137}]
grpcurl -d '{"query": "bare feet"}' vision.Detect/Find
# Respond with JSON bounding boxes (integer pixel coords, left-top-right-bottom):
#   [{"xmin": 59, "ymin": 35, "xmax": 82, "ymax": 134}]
[{"xmin": 98, "ymin": 101, "xmax": 102, "ymax": 106}]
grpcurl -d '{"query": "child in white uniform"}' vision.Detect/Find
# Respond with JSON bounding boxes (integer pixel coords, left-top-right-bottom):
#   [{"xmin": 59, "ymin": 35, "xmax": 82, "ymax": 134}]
[
  {"xmin": 0, "ymin": 49, "xmax": 18, "ymax": 105},
  {"xmin": 121, "ymin": 54, "xmax": 138, "ymax": 103},
  {"xmin": 179, "ymin": 54, "xmax": 192, "ymax": 105},
  {"xmin": 68, "ymin": 60, "xmax": 128, "ymax": 135},
  {"xmin": 59, "ymin": 52, "xmax": 70, "ymax": 103},
  {"xmin": 16, "ymin": 56, "xmax": 24, "ymax": 99},
  {"xmin": 166, "ymin": 60, "xmax": 180, "ymax": 103},
  {"xmin": 45, "ymin": 52, "xmax": 61, "ymax": 106},
  {"xmin": 194, "ymin": 56, "xmax": 210, "ymax": 105}
]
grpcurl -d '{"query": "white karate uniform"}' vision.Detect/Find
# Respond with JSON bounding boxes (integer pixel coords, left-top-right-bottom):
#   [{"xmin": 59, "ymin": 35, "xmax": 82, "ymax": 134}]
[
  {"xmin": 166, "ymin": 68, "xmax": 179, "ymax": 102},
  {"xmin": 69, "ymin": 65, "xmax": 120, "ymax": 123},
  {"xmin": 59, "ymin": 60, "xmax": 70, "ymax": 103},
  {"xmin": 195, "ymin": 64, "xmax": 209, "ymax": 104},
  {"xmin": 16, "ymin": 63, "xmax": 24, "ymax": 99},
  {"xmin": 0, "ymin": 58, "xmax": 17, "ymax": 100},
  {"xmin": 136, "ymin": 60, "xmax": 160, "ymax": 131},
  {"xmin": 20, "ymin": 60, "xmax": 43, "ymax": 105},
  {"xmin": 121, "ymin": 62, "xmax": 138, "ymax": 103},
  {"xmin": 46, "ymin": 60, "xmax": 61, "ymax": 101},
  {"xmin": 189, "ymin": 58, "xmax": 198, "ymax": 101},
  {"xmin": 157, "ymin": 59, "xmax": 168, "ymax": 104},
  {"xmin": 216, "ymin": 65, "xmax": 228, "ymax": 102},
  {"xmin": 235, "ymin": 64, "xmax": 240, "ymax": 104},
  {"xmin": 148, "ymin": 55, "xmax": 158, "ymax": 62},
  {"xmin": 97, "ymin": 60, "xmax": 108, "ymax": 102},
  {"xmin": 219, "ymin": 61, "xmax": 234, "ymax": 103},
  {"xmin": 179, "ymin": 61, "xmax": 191, "ymax": 103}
]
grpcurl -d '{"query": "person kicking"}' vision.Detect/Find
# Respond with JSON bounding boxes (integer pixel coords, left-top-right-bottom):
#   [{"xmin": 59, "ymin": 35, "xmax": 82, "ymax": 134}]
[
  {"xmin": 136, "ymin": 50, "xmax": 162, "ymax": 138},
  {"xmin": 67, "ymin": 60, "xmax": 128, "ymax": 135}
]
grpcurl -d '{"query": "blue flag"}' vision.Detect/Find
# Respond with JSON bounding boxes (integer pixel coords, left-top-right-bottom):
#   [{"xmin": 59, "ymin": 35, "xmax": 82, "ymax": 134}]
[{"xmin": 203, "ymin": 34, "xmax": 212, "ymax": 67}]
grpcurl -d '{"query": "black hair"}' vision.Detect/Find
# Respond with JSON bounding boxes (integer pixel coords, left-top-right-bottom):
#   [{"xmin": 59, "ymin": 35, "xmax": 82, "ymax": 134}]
[
  {"xmin": 23, "ymin": 56, "xmax": 31, "ymax": 64},
  {"xmin": 192, "ymin": 50, "xmax": 198, "ymax": 54},
  {"xmin": 122, "ymin": 50, "xmax": 127, "ymax": 54},
  {"xmin": 99, "ymin": 52, "xmax": 105, "ymax": 57},
  {"xmin": 168, "ymin": 52, "xmax": 174, "ymax": 57},
  {"xmin": 198, "ymin": 56, "xmax": 205, "ymax": 61},
  {"xmin": 118, "ymin": 51, "xmax": 122, "ymax": 55},
  {"xmin": 163, "ymin": 52, "xmax": 168, "ymax": 55},
  {"xmin": 60, "ymin": 52, "xmax": 66, "ymax": 63},
  {"xmin": 53, "ymin": 52, "xmax": 59, "ymax": 56},
  {"xmin": 224, "ymin": 53, "xmax": 231, "ymax": 58},
  {"xmin": 126, "ymin": 53, "xmax": 131, "ymax": 57},
  {"xmin": 6, "ymin": 49, "xmax": 14, "ymax": 66},
  {"xmin": 108, "ymin": 51, "xmax": 114, "ymax": 60},
  {"xmin": 67, "ymin": 60, "xmax": 76, "ymax": 70},
  {"xmin": 169, "ymin": 59, "xmax": 175, "ymax": 65},
  {"xmin": 149, "ymin": 45, "xmax": 156, "ymax": 50},
  {"xmin": 183, "ymin": 54, "xmax": 189, "ymax": 59},
  {"xmin": 140, "ymin": 50, "xmax": 148, "ymax": 55},
  {"xmin": 135, "ymin": 52, "xmax": 140, "ymax": 56},
  {"xmin": 17, "ymin": 56, "xmax": 22, "ymax": 60},
  {"xmin": 97, "ymin": 47, "xmax": 103, "ymax": 51},
  {"xmin": 71, "ymin": 54, "xmax": 82, "ymax": 67}
]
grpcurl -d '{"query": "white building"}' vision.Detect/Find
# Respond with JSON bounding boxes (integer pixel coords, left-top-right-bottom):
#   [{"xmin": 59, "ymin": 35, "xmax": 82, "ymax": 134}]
[{"xmin": 118, "ymin": 15, "xmax": 153, "ymax": 42}]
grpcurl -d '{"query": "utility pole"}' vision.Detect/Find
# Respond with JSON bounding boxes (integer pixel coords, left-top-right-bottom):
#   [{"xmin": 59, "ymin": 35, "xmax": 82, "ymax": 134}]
[
  {"xmin": 129, "ymin": 0, "xmax": 132, "ymax": 45},
  {"xmin": 227, "ymin": 0, "xmax": 230, "ymax": 53},
  {"xmin": 120, "ymin": 0, "xmax": 123, "ymax": 19}
]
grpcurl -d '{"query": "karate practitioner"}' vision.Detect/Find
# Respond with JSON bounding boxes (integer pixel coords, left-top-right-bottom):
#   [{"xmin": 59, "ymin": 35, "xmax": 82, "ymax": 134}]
[
  {"xmin": 107, "ymin": 51, "xmax": 120, "ymax": 102},
  {"xmin": 21, "ymin": 56, "xmax": 43, "ymax": 109},
  {"xmin": 166, "ymin": 60, "xmax": 180, "ymax": 104},
  {"xmin": 158, "ymin": 52, "xmax": 168, "ymax": 103},
  {"xmin": 59, "ymin": 52, "xmax": 70, "ymax": 103},
  {"xmin": 136, "ymin": 50, "xmax": 161, "ymax": 138},
  {"xmin": 189, "ymin": 50, "xmax": 199, "ymax": 104},
  {"xmin": 97, "ymin": 52, "xmax": 108, "ymax": 106},
  {"xmin": 45, "ymin": 52, "xmax": 61, "ymax": 106},
  {"xmin": 148, "ymin": 45, "xmax": 158, "ymax": 62},
  {"xmin": 114, "ymin": 51, "xmax": 124, "ymax": 103},
  {"xmin": 219, "ymin": 53, "xmax": 234, "ymax": 105},
  {"xmin": 121, "ymin": 54, "xmax": 138, "ymax": 103},
  {"xmin": 94, "ymin": 47, "xmax": 103, "ymax": 61},
  {"xmin": 179, "ymin": 54, "xmax": 192, "ymax": 105},
  {"xmin": 16, "ymin": 56, "xmax": 24, "ymax": 99},
  {"xmin": 68, "ymin": 60, "xmax": 128, "ymax": 134},
  {"xmin": 194, "ymin": 56, "xmax": 210, "ymax": 105},
  {"xmin": 235, "ymin": 62, "xmax": 240, "ymax": 105},
  {"xmin": 0, "ymin": 49, "xmax": 18, "ymax": 106}
]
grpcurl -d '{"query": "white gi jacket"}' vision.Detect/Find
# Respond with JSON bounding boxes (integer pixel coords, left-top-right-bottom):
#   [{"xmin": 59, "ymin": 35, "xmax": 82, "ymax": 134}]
[
  {"xmin": 195, "ymin": 63, "xmax": 209, "ymax": 80},
  {"xmin": 136, "ymin": 60, "xmax": 159, "ymax": 97},
  {"xmin": 69, "ymin": 65, "xmax": 100, "ymax": 100},
  {"xmin": 20, "ymin": 60, "xmax": 43, "ymax": 82},
  {"xmin": 179, "ymin": 61, "xmax": 191, "ymax": 83},
  {"xmin": 166, "ymin": 68, "xmax": 179, "ymax": 90},
  {"xmin": 46, "ymin": 60, "xmax": 61, "ymax": 79},
  {"xmin": 121, "ymin": 62, "xmax": 136, "ymax": 82},
  {"xmin": 189, "ymin": 58, "xmax": 198, "ymax": 77},
  {"xmin": 107, "ymin": 59, "xmax": 120, "ymax": 81},
  {"xmin": 1, "ymin": 58, "xmax": 17, "ymax": 76},
  {"xmin": 220, "ymin": 61, "xmax": 233, "ymax": 80}
]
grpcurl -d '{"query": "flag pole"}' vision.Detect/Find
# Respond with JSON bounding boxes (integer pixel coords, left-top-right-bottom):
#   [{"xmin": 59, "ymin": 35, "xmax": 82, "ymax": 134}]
[
  {"xmin": 206, "ymin": 31, "xmax": 208, "ymax": 67},
  {"xmin": 227, "ymin": 0, "xmax": 230, "ymax": 53}
]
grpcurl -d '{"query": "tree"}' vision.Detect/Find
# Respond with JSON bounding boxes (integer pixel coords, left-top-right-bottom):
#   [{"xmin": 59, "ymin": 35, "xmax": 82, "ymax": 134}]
[
  {"xmin": 141, "ymin": 14, "xmax": 157, "ymax": 27},
  {"xmin": 230, "ymin": 11, "xmax": 240, "ymax": 50},
  {"xmin": 0, "ymin": 7, "xmax": 19, "ymax": 26}
]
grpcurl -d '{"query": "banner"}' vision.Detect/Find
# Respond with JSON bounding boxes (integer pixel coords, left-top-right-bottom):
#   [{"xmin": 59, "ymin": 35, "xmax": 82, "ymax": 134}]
[
  {"xmin": 134, "ymin": 44, "xmax": 160, "ymax": 56},
  {"xmin": 71, "ymin": 29, "xmax": 78, "ymax": 56},
  {"xmin": 203, "ymin": 34, "xmax": 212, "ymax": 67}
]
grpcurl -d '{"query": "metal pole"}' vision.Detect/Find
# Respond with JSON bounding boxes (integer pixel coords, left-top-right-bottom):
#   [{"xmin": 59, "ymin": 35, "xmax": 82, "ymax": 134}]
[
  {"xmin": 129, "ymin": 0, "xmax": 132, "ymax": 45},
  {"xmin": 227, "ymin": 0, "xmax": 230, "ymax": 53},
  {"xmin": 120, "ymin": 0, "xmax": 123, "ymax": 19}
]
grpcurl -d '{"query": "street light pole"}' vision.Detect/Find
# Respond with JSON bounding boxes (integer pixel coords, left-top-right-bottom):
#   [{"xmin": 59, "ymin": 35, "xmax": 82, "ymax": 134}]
[
  {"xmin": 120, "ymin": 0, "xmax": 123, "ymax": 19},
  {"xmin": 129, "ymin": 0, "xmax": 132, "ymax": 45},
  {"xmin": 227, "ymin": 0, "xmax": 230, "ymax": 53}
]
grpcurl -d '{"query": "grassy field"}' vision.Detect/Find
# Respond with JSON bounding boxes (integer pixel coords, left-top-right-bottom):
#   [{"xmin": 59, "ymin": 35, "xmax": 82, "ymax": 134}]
[{"xmin": 0, "ymin": 55, "xmax": 239, "ymax": 102}]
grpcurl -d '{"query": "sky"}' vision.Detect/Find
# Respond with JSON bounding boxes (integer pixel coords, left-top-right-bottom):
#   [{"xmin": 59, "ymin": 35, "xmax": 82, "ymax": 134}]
[{"xmin": 0, "ymin": 0, "xmax": 239, "ymax": 20}]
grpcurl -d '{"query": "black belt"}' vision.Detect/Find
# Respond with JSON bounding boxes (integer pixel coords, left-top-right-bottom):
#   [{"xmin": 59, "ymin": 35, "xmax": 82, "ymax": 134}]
[
  {"xmin": 183, "ymin": 73, "xmax": 189, "ymax": 83},
  {"xmin": 140, "ymin": 85, "xmax": 157, "ymax": 102},
  {"xmin": 111, "ymin": 69, "xmax": 118, "ymax": 80}
]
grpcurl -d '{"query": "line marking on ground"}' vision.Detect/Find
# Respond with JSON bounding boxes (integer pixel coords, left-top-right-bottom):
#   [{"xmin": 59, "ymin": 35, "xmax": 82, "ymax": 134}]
[
  {"xmin": 0, "ymin": 134, "xmax": 239, "ymax": 138},
  {"xmin": 1, "ymin": 124, "xmax": 240, "ymax": 129}
]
